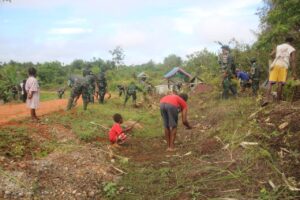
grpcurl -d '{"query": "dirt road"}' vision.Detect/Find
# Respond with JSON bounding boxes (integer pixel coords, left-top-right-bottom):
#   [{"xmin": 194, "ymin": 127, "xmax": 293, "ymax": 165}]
[{"xmin": 0, "ymin": 99, "xmax": 71, "ymax": 125}]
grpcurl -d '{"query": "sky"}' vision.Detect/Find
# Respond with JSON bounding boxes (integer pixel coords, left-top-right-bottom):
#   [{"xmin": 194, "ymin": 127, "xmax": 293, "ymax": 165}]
[{"xmin": 0, "ymin": 0, "xmax": 263, "ymax": 65}]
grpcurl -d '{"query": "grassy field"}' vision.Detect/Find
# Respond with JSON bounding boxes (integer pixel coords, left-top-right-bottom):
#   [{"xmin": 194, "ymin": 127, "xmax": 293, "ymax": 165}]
[
  {"xmin": 1, "ymin": 90, "xmax": 300, "ymax": 199},
  {"xmin": 44, "ymin": 94, "xmax": 162, "ymax": 141},
  {"xmin": 40, "ymin": 90, "xmax": 70, "ymax": 101}
]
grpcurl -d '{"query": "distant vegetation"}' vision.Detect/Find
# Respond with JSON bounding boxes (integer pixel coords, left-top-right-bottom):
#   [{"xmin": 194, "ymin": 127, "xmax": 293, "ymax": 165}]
[{"xmin": 0, "ymin": 0, "xmax": 299, "ymax": 102}]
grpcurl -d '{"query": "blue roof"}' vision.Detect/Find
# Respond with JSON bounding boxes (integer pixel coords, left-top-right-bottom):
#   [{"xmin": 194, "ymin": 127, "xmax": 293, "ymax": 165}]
[{"xmin": 164, "ymin": 67, "xmax": 192, "ymax": 79}]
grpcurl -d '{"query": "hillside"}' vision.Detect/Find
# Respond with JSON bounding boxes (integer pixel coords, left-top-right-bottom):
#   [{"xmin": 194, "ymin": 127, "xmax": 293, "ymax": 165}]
[{"xmin": 1, "ymin": 90, "xmax": 300, "ymax": 199}]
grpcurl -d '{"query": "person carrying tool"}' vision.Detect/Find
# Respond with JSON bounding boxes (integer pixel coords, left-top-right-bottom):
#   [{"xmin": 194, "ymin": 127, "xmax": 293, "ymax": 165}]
[
  {"xmin": 236, "ymin": 69, "xmax": 251, "ymax": 92},
  {"xmin": 66, "ymin": 75, "xmax": 90, "ymax": 111},
  {"xmin": 219, "ymin": 45, "xmax": 237, "ymax": 99},
  {"xmin": 124, "ymin": 82, "xmax": 142, "ymax": 106},
  {"xmin": 108, "ymin": 113, "xmax": 133, "ymax": 148},
  {"xmin": 262, "ymin": 36, "xmax": 297, "ymax": 106},
  {"xmin": 160, "ymin": 93, "xmax": 192, "ymax": 151}
]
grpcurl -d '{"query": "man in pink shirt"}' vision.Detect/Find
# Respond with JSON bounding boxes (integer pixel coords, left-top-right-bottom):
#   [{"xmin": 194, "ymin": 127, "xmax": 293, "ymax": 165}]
[{"xmin": 160, "ymin": 93, "xmax": 192, "ymax": 151}]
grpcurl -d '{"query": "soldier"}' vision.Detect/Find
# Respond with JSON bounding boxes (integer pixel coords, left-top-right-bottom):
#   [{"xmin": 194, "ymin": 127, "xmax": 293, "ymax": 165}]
[
  {"xmin": 11, "ymin": 85, "xmax": 18, "ymax": 100},
  {"xmin": 20, "ymin": 80, "xmax": 27, "ymax": 103},
  {"xmin": 249, "ymin": 58, "xmax": 261, "ymax": 96},
  {"xmin": 57, "ymin": 88, "xmax": 65, "ymax": 99},
  {"xmin": 145, "ymin": 81, "xmax": 154, "ymax": 95},
  {"xmin": 97, "ymin": 71, "xmax": 107, "ymax": 104},
  {"xmin": 218, "ymin": 45, "xmax": 237, "ymax": 99},
  {"xmin": 66, "ymin": 75, "xmax": 90, "ymax": 111},
  {"xmin": 83, "ymin": 67, "xmax": 97, "ymax": 104},
  {"xmin": 117, "ymin": 85, "xmax": 126, "ymax": 97},
  {"xmin": 124, "ymin": 82, "xmax": 142, "ymax": 106}
]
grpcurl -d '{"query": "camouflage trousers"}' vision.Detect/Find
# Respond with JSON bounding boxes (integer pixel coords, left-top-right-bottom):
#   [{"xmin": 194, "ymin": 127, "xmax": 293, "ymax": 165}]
[
  {"xmin": 98, "ymin": 88, "xmax": 106, "ymax": 104},
  {"xmin": 57, "ymin": 91, "xmax": 64, "ymax": 99},
  {"xmin": 67, "ymin": 84, "xmax": 89, "ymax": 110},
  {"xmin": 88, "ymin": 87, "xmax": 95, "ymax": 103},
  {"xmin": 118, "ymin": 89, "xmax": 125, "ymax": 97},
  {"xmin": 222, "ymin": 79, "xmax": 237, "ymax": 99},
  {"xmin": 124, "ymin": 91, "xmax": 137, "ymax": 105},
  {"xmin": 252, "ymin": 80, "xmax": 260, "ymax": 96}
]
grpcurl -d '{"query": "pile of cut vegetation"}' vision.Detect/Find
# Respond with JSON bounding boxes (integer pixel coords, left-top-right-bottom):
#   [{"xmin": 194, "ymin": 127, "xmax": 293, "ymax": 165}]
[{"xmin": 256, "ymin": 100, "xmax": 300, "ymax": 192}]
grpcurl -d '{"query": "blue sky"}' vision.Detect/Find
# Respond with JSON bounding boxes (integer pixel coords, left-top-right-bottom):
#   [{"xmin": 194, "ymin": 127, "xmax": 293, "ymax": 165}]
[{"xmin": 0, "ymin": 0, "xmax": 263, "ymax": 64}]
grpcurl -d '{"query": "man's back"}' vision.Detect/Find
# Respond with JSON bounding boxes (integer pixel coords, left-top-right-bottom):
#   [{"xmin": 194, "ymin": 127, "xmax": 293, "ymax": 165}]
[
  {"xmin": 275, "ymin": 43, "xmax": 296, "ymax": 68},
  {"xmin": 237, "ymin": 71, "xmax": 249, "ymax": 81}
]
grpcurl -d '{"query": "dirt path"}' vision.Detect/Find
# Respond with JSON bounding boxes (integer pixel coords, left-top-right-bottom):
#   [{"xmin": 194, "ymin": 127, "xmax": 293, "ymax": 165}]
[{"xmin": 0, "ymin": 99, "xmax": 77, "ymax": 125}]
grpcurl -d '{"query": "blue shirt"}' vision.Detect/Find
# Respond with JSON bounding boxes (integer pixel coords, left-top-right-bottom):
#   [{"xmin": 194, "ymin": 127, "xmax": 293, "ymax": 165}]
[{"xmin": 237, "ymin": 71, "xmax": 249, "ymax": 81}]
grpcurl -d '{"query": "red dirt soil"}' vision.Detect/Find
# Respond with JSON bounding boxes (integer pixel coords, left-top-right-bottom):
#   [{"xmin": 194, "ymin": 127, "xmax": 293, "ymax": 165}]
[{"xmin": 0, "ymin": 98, "xmax": 82, "ymax": 125}]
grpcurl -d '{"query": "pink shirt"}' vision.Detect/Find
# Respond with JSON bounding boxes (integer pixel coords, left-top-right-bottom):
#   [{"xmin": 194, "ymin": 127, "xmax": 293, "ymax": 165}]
[
  {"xmin": 25, "ymin": 76, "xmax": 40, "ymax": 109},
  {"xmin": 160, "ymin": 94, "xmax": 187, "ymax": 109}
]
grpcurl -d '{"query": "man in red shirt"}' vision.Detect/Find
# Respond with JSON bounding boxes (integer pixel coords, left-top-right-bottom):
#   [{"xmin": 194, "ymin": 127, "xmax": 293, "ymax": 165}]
[{"xmin": 160, "ymin": 93, "xmax": 192, "ymax": 151}]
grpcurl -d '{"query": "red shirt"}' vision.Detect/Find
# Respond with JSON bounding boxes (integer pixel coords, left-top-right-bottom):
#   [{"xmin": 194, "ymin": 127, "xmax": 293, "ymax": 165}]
[
  {"xmin": 160, "ymin": 94, "xmax": 187, "ymax": 109},
  {"xmin": 109, "ymin": 123, "xmax": 123, "ymax": 142}
]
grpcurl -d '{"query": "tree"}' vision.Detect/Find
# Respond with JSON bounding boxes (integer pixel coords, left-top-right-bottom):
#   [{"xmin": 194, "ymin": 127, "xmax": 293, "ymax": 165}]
[
  {"xmin": 0, "ymin": 64, "xmax": 23, "ymax": 102},
  {"xmin": 109, "ymin": 46, "xmax": 125, "ymax": 69},
  {"xmin": 163, "ymin": 54, "xmax": 182, "ymax": 69},
  {"xmin": 256, "ymin": 0, "xmax": 300, "ymax": 50},
  {"xmin": 185, "ymin": 49, "xmax": 218, "ymax": 75},
  {"xmin": 71, "ymin": 59, "xmax": 85, "ymax": 70},
  {"xmin": 255, "ymin": 0, "xmax": 300, "ymax": 75},
  {"xmin": 38, "ymin": 61, "xmax": 66, "ymax": 85}
]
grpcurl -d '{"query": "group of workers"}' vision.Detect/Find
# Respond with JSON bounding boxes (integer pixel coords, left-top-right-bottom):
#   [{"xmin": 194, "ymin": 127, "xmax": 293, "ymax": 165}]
[
  {"xmin": 218, "ymin": 36, "xmax": 297, "ymax": 102},
  {"xmin": 218, "ymin": 45, "xmax": 261, "ymax": 99},
  {"xmin": 65, "ymin": 68, "xmax": 147, "ymax": 111},
  {"xmin": 21, "ymin": 35, "xmax": 298, "ymax": 151},
  {"xmin": 66, "ymin": 68, "xmax": 108, "ymax": 110}
]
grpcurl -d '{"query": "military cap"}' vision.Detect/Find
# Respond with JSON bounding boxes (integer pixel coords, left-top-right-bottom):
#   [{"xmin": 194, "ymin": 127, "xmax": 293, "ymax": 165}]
[
  {"xmin": 250, "ymin": 57, "xmax": 257, "ymax": 63},
  {"xmin": 221, "ymin": 45, "xmax": 230, "ymax": 50}
]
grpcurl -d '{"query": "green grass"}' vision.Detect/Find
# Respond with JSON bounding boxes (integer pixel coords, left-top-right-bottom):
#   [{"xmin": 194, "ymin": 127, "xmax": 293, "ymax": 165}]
[
  {"xmin": 0, "ymin": 125, "xmax": 55, "ymax": 160},
  {"xmin": 44, "ymin": 93, "xmax": 162, "ymax": 142},
  {"xmin": 2, "ymin": 89, "xmax": 299, "ymax": 199},
  {"xmin": 40, "ymin": 90, "xmax": 70, "ymax": 101}
]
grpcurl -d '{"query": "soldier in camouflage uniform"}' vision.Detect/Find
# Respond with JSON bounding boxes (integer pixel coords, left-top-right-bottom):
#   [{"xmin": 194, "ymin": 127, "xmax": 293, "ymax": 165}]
[
  {"xmin": 249, "ymin": 57, "xmax": 261, "ymax": 96},
  {"xmin": 117, "ymin": 85, "xmax": 126, "ymax": 97},
  {"xmin": 218, "ymin": 45, "xmax": 237, "ymax": 99},
  {"xmin": 124, "ymin": 82, "xmax": 142, "ymax": 106},
  {"xmin": 57, "ymin": 88, "xmax": 65, "ymax": 99},
  {"xmin": 66, "ymin": 75, "xmax": 90, "ymax": 111},
  {"xmin": 83, "ymin": 68, "xmax": 97, "ymax": 104},
  {"xmin": 97, "ymin": 71, "xmax": 107, "ymax": 104}
]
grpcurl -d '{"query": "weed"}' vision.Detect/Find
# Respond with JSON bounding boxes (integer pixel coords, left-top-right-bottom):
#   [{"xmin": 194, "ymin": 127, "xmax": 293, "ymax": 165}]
[
  {"xmin": 159, "ymin": 167, "xmax": 171, "ymax": 177},
  {"xmin": 103, "ymin": 182, "xmax": 118, "ymax": 198}
]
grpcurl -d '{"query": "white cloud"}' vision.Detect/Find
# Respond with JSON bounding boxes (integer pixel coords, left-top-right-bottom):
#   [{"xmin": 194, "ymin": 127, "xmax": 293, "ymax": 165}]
[
  {"xmin": 172, "ymin": 1, "xmax": 260, "ymax": 45},
  {"xmin": 111, "ymin": 29, "xmax": 148, "ymax": 47},
  {"xmin": 57, "ymin": 18, "xmax": 88, "ymax": 25},
  {"xmin": 0, "ymin": 0, "xmax": 263, "ymax": 64},
  {"xmin": 48, "ymin": 27, "xmax": 93, "ymax": 35}
]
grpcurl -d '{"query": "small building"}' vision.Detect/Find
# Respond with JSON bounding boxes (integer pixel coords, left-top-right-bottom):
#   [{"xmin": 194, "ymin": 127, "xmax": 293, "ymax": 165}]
[
  {"xmin": 164, "ymin": 67, "xmax": 192, "ymax": 90},
  {"xmin": 189, "ymin": 75, "xmax": 204, "ymax": 89}
]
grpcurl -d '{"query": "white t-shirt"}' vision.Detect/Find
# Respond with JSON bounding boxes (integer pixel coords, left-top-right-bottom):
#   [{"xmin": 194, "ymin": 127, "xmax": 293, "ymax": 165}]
[{"xmin": 274, "ymin": 43, "xmax": 295, "ymax": 68}]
